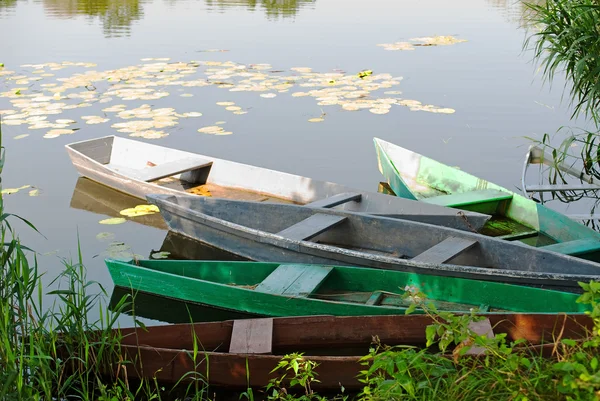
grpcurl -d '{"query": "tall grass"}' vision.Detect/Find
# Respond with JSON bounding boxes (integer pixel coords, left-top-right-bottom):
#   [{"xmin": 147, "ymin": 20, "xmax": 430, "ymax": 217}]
[
  {"xmin": 0, "ymin": 118, "xmax": 213, "ymax": 400},
  {"xmin": 524, "ymin": 0, "xmax": 600, "ymax": 122},
  {"xmin": 523, "ymin": 0, "xmax": 600, "ymax": 207}
]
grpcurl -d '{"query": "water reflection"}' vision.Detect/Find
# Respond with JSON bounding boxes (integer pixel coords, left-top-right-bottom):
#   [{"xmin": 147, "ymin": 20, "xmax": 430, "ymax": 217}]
[
  {"xmin": 485, "ymin": 0, "xmax": 544, "ymax": 26},
  {"xmin": 0, "ymin": 0, "xmax": 18, "ymax": 12},
  {"xmin": 40, "ymin": 0, "xmax": 149, "ymax": 37},
  {"xmin": 69, "ymin": 177, "xmax": 167, "ymax": 230},
  {"xmin": 205, "ymin": 0, "xmax": 315, "ymax": 19}
]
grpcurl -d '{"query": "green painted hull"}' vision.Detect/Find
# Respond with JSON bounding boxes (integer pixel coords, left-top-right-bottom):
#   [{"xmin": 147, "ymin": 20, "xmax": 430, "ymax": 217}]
[
  {"xmin": 106, "ymin": 259, "xmax": 588, "ymax": 318},
  {"xmin": 374, "ymin": 138, "xmax": 600, "ymax": 261}
]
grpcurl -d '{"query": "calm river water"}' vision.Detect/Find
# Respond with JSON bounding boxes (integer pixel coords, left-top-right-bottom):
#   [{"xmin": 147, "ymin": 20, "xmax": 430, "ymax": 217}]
[{"xmin": 0, "ymin": 0, "xmax": 588, "ymax": 325}]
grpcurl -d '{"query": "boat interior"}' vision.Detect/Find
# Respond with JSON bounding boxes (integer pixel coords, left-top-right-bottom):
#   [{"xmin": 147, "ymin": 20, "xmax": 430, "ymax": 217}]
[
  {"xmin": 378, "ymin": 182, "xmax": 557, "ymax": 247},
  {"xmin": 139, "ymin": 260, "xmax": 508, "ymax": 313},
  {"xmin": 68, "ymin": 136, "xmax": 299, "ymax": 204}
]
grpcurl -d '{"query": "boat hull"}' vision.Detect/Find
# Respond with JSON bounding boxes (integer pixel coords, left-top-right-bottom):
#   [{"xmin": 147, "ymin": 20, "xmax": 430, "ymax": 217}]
[
  {"xmin": 105, "ymin": 314, "xmax": 592, "ymax": 390},
  {"xmin": 65, "ymin": 135, "xmax": 491, "ymax": 231},
  {"xmin": 106, "ymin": 259, "xmax": 587, "ymax": 317},
  {"xmin": 373, "ymin": 137, "xmax": 600, "ymax": 261},
  {"xmin": 147, "ymin": 194, "xmax": 600, "ymax": 291}
]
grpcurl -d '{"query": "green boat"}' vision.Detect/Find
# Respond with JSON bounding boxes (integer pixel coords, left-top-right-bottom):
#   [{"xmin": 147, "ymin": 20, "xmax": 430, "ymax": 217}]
[
  {"xmin": 106, "ymin": 259, "xmax": 588, "ymax": 317},
  {"xmin": 374, "ymin": 137, "xmax": 600, "ymax": 261}
]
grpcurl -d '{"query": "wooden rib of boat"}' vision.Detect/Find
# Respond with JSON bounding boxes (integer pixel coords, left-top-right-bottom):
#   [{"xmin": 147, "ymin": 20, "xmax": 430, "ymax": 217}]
[
  {"xmin": 146, "ymin": 194, "xmax": 600, "ymax": 291},
  {"xmin": 106, "ymin": 258, "xmax": 589, "ymax": 316},
  {"xmin": 373, "ymin": 137, "xmax": 600, "ymax": 261},
  {"xmin": 109, "ymin": 314, "xmax": 592, "ymax": 390},
  {"xmin": 65, "ymin": 135, "xmax": 491, "ymax": 232}
]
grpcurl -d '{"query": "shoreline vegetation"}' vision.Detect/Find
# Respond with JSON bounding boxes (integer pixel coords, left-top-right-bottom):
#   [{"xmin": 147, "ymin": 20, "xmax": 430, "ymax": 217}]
[{"xmin": 0, "ymin": 118, "xmax": 600, "ymax": 400}]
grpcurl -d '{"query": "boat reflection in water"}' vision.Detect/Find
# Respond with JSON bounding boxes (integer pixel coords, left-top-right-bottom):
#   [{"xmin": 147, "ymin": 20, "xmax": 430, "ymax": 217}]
[
  {"xmin": 69, "ymin": 176, "xmax": 167, "ymax": 230},
  {"xmin": 109, "ymin": 231, "xmax": 248, "ymax": 324}
]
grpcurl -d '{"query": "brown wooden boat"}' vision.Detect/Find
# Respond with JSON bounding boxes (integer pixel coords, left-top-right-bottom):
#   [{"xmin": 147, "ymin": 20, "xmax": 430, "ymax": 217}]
[{"xmin": 111, "ymin": 313, "xmax": 592, "ymax": 391}]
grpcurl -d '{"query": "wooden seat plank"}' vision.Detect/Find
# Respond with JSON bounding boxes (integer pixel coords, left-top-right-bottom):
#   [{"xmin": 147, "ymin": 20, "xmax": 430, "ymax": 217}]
[
  {"xmin": 277, "ymin": 213, "xmax": 347, "ymax": 241},
  {"xmin": 122, "ymin": 158, "xmax": 213, "ymax": 182},
  {"xmin": 307, "ymin": 193, "xmax": 362, "ymax": 208},
  {"xmin": 424, "ymin": 189, "xmax": 513, "ymax": 208},
  {"xmin": 255, "ymin": 264, "xmax": 332, "ymax": 296},
  {"xmin": 497, "ymin": 230, "xmax": 539, "ymax": 241},
  {"xmin": 366, "ymin": 291, "xmax": 384, "ymax": 306},
  {"xmin": 229, "ymin": 318, "xmax": 273, "ymax": 354},
  {"xmin": 283, "ymin": 265, "xmax": 333, "ymax": 296},
  {"xmin": 412, "ymin": 237, "xmax": 478, "ymax": 264},
  {"xmin": 541, "ymin": 239, "xmax": 600, "ymax": 257}
]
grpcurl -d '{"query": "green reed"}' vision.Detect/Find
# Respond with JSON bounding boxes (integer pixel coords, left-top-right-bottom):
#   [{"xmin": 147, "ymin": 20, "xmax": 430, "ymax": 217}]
[
  {"xmin": 524, "ymin": 0, "xmax": 600, "ymax": 122},
  {"xmin": 522, "ymin": 0, "xmax": 600, "ymax": 209},
  {"xmin": 0, "ymin": 119, "xmax": 211, "ymax": 400}
]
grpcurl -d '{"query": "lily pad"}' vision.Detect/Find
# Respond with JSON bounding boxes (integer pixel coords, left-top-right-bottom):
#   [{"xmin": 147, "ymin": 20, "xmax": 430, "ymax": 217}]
[
  {"xmin": 119, "ymin": 204, "xmax": 160, "ymax": 217},
  {"xmin": 151, "ymin": 251, "xmax": 171, "ymax": 259},
  {"xmin": 99, "ymin": 217, "xmax": 127, "ymax": 225},
  {"xmin": 1, "ymin": 185, "xmax": 31, "ymax": 195},
  {"xmin": 96, "ymin": 232, "xmax": 115, "ymax": 241}
]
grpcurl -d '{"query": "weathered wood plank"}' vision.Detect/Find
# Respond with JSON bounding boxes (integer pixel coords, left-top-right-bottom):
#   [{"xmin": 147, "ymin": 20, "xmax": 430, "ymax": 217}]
[
  {"xmin": 306, "ymin": 193, "xmax": 362, "ymax": 208},
  {"xmin": 283, "ymin": 265, "xmax": 333, "ymax": 296},
  {"xmin": 541, "ymin": 239, "xmax": 600, "ymax": 256},
  {"xmin": 412, "ymin": 237, "xmax": 478, "ymax": 264},
  {"xmin": 425, "ymin": 189, "xmax": 513, "ymax": 208},
  {"xmin": 255, "ymin": 264, "xmax": 332, "ymax": 296},
  {"xmin": 229, "ymin": 318, "xmax": 273, "ymax": 354},
  {"xmin": 526, "ymin": 183, "xmax": 600, "ymax": 192},
  {"xmin": 134, "ymin": 158, "xmax": 213, "ymax": 182},
  {"xmin": 497, "ymin": 230, "xmax": 539, "ymax": 241},
  {"xmin": 366, "ymin": 291, "xmax": 384, "ymax": 306},
  {"xmin": 378, "ymin": 182, "xmax": 397, "ymax": 196},
  {"xmin": 277, "ymin": 213, "xmax": 347, "ymax": 241}
]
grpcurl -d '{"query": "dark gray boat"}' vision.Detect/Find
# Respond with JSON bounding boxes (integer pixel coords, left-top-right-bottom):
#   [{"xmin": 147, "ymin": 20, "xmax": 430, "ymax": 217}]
[
  {"xmin": 65, "ymin": 136, "xmax": 490, "ymax": 231},
  {"xmin": 147, "ymin": 194, "xmax": 600, "ymax": 291}
]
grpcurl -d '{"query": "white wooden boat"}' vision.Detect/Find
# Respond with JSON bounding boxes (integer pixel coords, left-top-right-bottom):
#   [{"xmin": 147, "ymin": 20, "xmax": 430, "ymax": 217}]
[
  {"xmin": 65, "ymin": 136, "xmax": 490, "ymax": 231},
  {"xmin": 147, "ymin": 194, "xmax": 600, "ymax": 292}
]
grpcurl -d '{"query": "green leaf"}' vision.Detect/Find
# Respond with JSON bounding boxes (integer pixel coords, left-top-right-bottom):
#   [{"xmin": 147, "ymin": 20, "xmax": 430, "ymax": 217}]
[{"xmin": 425, "ymin": 325, "xmax": 437, "ymax": 347}]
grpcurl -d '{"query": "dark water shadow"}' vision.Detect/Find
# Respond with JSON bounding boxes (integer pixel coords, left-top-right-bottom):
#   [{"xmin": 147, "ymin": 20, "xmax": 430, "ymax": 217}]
[
  {"xmin": 109, "ymin": 286, "xmax": 256, "ymax": 323},
  {"xmin": 156, "ymin": 230, "xmax": 247, "ymax": 261}
]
